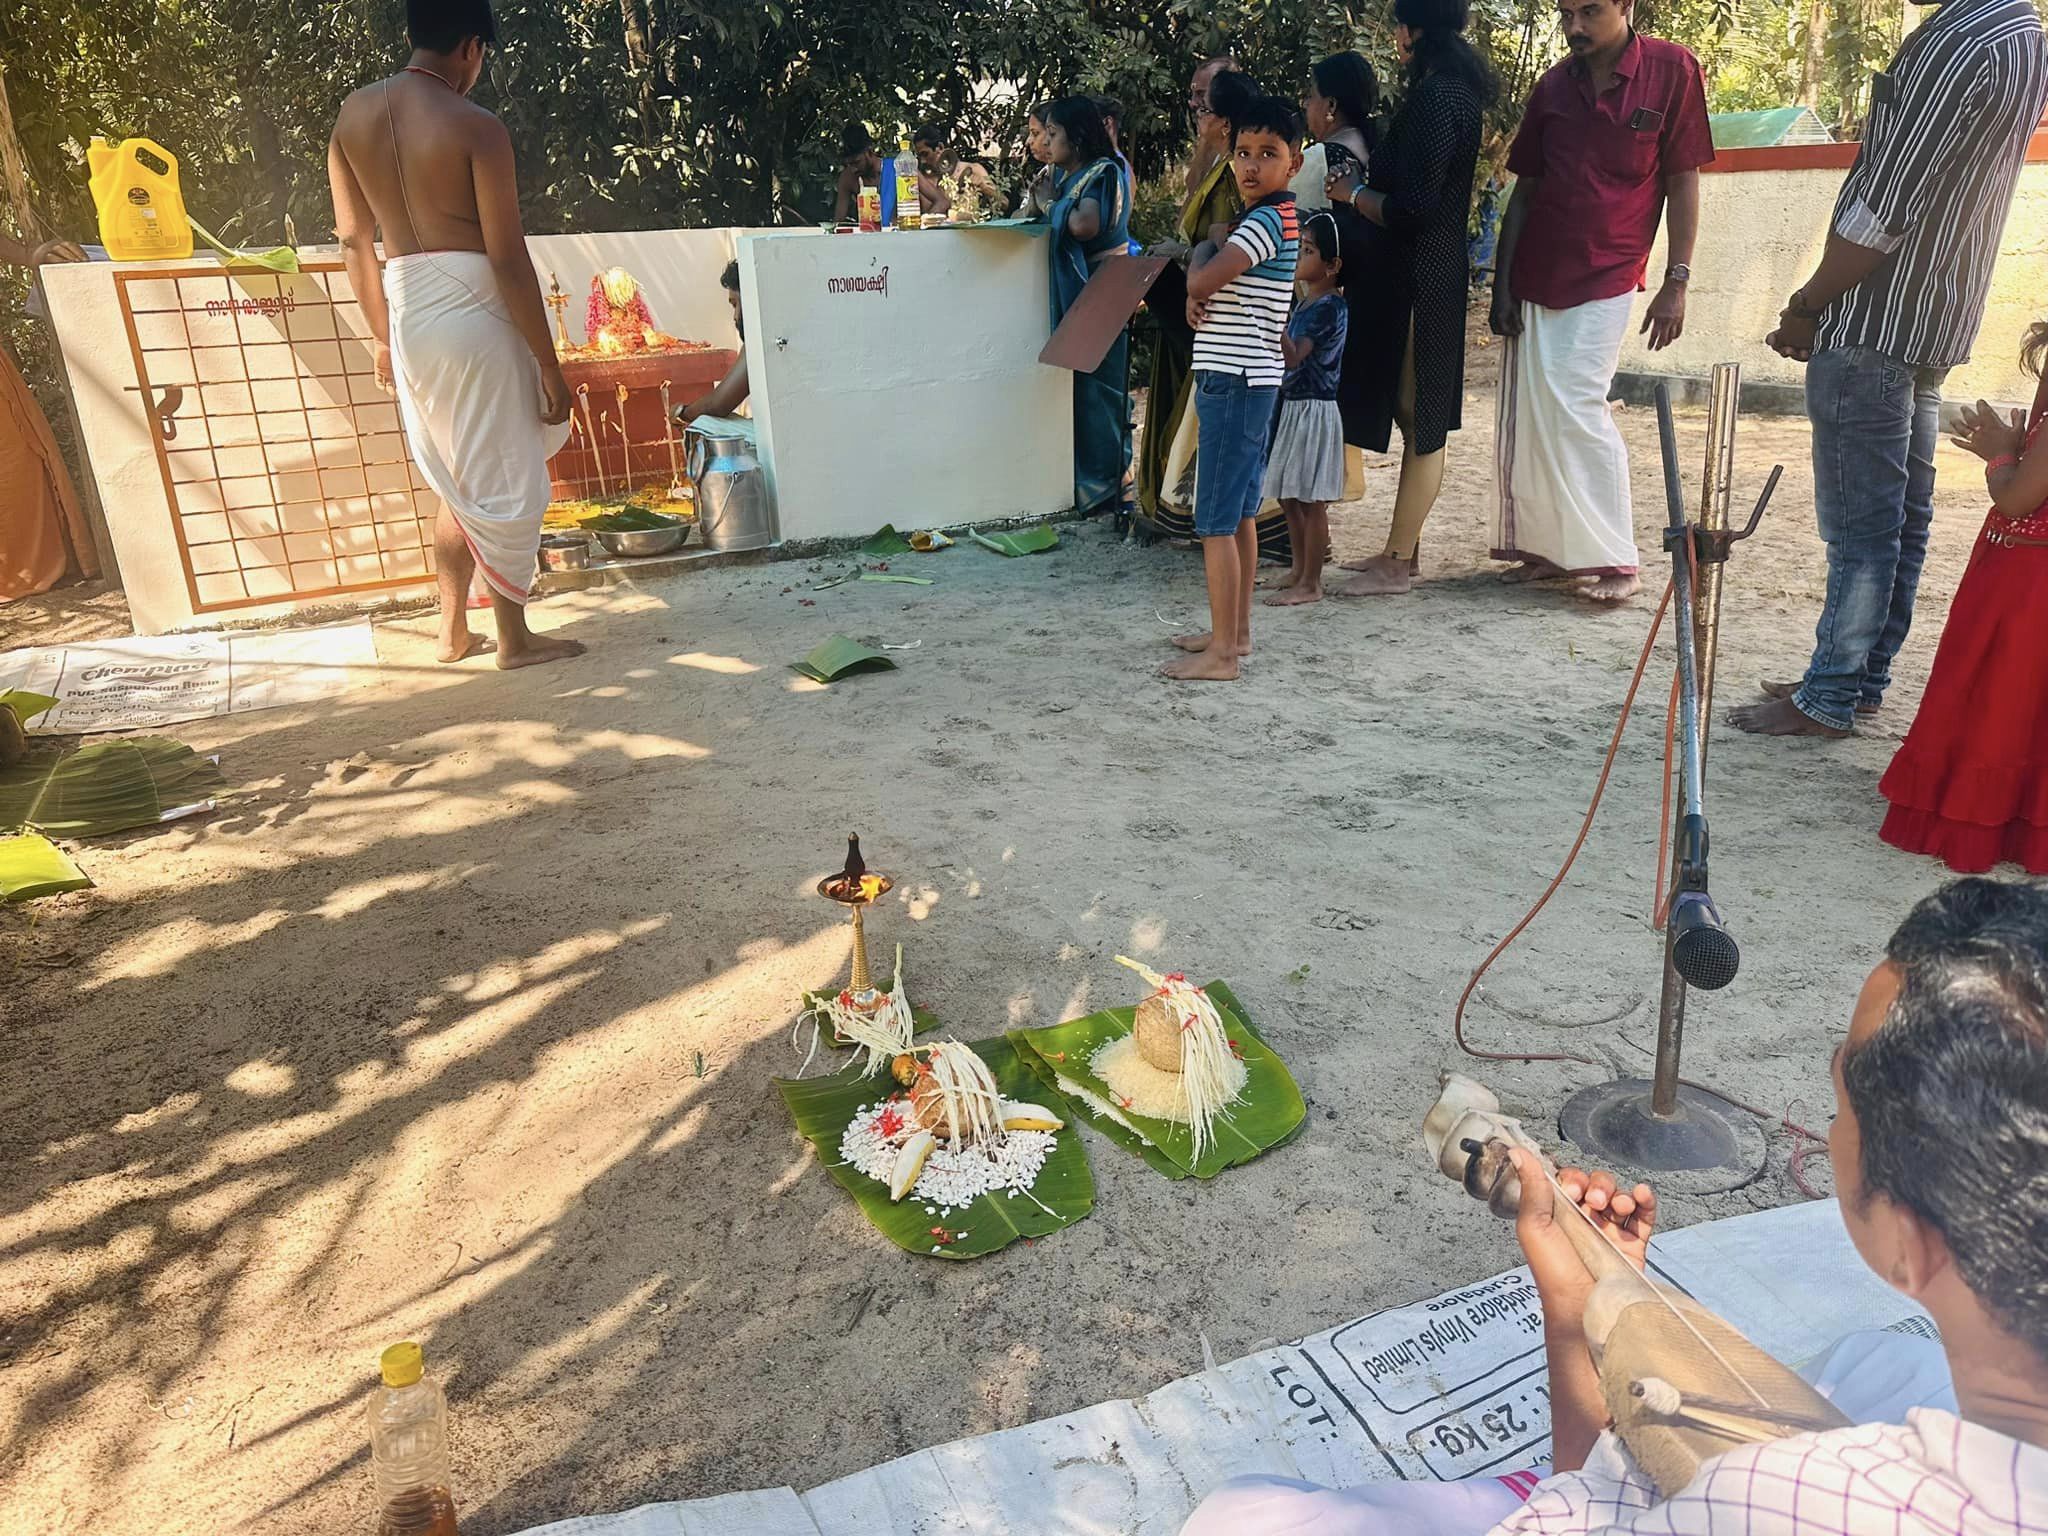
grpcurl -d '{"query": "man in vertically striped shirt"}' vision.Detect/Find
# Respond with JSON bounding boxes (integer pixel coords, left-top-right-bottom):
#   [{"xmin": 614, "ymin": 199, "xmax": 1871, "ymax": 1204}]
[{"xmin": 1731, "ymin": 0, "xmax": 2048, "ymax": 739}]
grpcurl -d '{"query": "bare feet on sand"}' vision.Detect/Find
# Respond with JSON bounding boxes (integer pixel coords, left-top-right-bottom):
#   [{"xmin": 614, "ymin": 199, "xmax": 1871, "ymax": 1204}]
[
  {"xmin": 1160, "ymin": 649, "xmax": 1241, "ymax": 681},
  {"xmin": 1576, "ymin": 573, "xmax": 1641, "ymax": 604},
  {"xmin": 1500, "ymin": 558, "xmax": 1567, "ymax": 584},
  {"xmin": 497, "ymin": 635, "xmax": 588, "ymax": 670},
  {"xmin": 1265, "ymin": 585, "xmax": 1322, "ymax": 606},
  {"xmin": 1726, "ymin": 695, "xmax": 1851, "ymax": 737},
  {"xmin": 1171, "ymin": 630, "xmax": 1251, "ymax": 656},
  {"xmin": 1333, "ymin": 554, "xmax": 1412, "ymax": 598},
  {"xmin": 438, "ymin": 631, "xmax": 496, "ymax": 664},
  {"xmin": 1340, "ymin": 544, "xmax": 1421, "ymax": 575},
  {"xmin": 1763, "ymin": 678, "xmax": 1881, "ymax": 717},
  {"xmin": 1257, "ymin": 570, "xmax": 1300, "ymax": 591}
]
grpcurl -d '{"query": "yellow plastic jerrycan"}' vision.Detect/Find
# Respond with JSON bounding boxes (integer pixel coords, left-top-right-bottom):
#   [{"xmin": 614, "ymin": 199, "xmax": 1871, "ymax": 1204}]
[{"xmin": 89, "ymin": 137, "xmax": 194, "ymax": 261}]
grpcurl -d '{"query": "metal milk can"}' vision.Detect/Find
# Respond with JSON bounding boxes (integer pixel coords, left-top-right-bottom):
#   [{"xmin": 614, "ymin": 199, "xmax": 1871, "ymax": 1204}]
[{"xmin": 687, "ymin": 423, "xmax": 776, "ymax": 552}]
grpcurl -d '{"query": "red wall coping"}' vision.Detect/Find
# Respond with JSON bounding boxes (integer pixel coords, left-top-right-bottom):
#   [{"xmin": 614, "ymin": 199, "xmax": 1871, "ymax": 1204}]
[{"xmin": 1704, "ymin": 128, "xmax": 2048, "ymax": 174}]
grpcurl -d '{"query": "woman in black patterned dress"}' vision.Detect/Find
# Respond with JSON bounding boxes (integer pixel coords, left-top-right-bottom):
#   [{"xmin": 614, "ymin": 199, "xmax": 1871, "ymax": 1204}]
[{"xmin": 1325, "ymin": 0, "xmax": 1494, "ymax": 597}]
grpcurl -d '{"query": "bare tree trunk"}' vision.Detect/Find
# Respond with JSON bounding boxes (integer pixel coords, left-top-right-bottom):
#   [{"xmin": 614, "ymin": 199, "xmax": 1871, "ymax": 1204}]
[
  {"xmin": 1798, "ymin": 0, "xmax": 1826, "ymax": 109},
  {"xmin": 0, "ymin": 65, "xmax": 44, "ymax": 243},
  {"xmin": 618, "ymin": 0, "xmax": 658, "ymax": 143},
  {"xmin": 246, "ymin": 91, "xmax": 291, "ymax": 236}
]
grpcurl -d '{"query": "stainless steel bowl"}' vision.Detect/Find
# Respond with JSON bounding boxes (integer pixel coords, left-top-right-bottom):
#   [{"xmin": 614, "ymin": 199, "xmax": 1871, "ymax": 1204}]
[
  {"xmin": 592, "ymin": 523, "xmax": 689, "ymax": 558},
  {"xmin": 539, "ymin": 533, "xmax": 591, "ymax": 572}
]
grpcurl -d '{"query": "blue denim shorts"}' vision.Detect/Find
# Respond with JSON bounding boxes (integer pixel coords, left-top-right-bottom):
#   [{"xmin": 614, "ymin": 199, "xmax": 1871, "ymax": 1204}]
[{"xmin": 1193, "ymin": 370, "xmax": 1279, "ymax": 538}]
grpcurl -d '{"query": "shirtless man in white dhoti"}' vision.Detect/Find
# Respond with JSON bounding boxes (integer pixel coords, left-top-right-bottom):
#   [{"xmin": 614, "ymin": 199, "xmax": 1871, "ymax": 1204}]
[{"xmin": 328, "ymin": 0, "xmax": 581, "ymax": 668}]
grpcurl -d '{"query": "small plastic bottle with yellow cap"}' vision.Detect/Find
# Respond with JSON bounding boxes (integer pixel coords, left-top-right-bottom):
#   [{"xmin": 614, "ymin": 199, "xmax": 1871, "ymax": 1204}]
[{"xmin": 366, "ymin": 1341, "xmax": 459, "ymax": 1535}]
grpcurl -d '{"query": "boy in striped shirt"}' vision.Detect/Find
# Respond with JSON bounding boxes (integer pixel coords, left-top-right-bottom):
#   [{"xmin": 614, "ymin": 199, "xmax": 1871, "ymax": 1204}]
[{"xmin": 1164, "ymin": 93, "xmax": 1302, "ymax": 683}]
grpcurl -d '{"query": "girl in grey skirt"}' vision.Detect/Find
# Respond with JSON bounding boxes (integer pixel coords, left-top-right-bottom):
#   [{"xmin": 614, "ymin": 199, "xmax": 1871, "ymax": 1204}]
[{"xmin": 1264, "ymin": 213, "xmax": 1349, "ymax": 606}]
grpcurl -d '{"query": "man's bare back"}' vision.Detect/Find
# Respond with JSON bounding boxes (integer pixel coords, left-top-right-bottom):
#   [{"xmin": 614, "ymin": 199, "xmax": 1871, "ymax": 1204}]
[
  {"xmin": 325, "ymin": 26, "xmax": 580, "ymax": 672},
  {"xmin": 332, "ymin": 73, "xmax": 495, "ymax": 257}
]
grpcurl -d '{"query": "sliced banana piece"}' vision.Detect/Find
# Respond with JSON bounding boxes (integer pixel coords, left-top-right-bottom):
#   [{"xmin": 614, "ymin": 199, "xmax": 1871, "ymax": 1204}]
[
  {"xmin": 999, "ymin": 1100, "xmax": 1066, "ymax": 1132},
  {"xmin": 889, "ymin": 1130, "xmax": 936, "ymax": 1201}
]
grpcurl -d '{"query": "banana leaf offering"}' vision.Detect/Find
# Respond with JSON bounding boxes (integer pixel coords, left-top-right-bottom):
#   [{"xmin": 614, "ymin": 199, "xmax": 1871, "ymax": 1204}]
[
  {"xmin": 1010, "ymin": 975, "xmax": 1304, "ymax": 1180},
  {"xmin": 776, "ymin": 1035, "xmax": 1094, "ymax": 1260}
]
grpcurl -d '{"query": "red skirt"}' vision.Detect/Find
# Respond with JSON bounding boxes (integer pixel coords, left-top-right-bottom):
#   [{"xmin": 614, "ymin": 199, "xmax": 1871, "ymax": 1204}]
[{"xmin": 1880, "ymin": 525, "xmax": 2048, "ymax": 874}]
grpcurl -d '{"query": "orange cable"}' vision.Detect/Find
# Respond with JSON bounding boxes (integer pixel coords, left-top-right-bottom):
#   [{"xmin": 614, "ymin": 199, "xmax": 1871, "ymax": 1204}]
[
  {"xmin": 1451, "ymin": 578, "xmax": 1675, "ymax": 1068},
  {"xmin": 1449, "ymin": 561, "xmax": 1830, "ymax": 1188}
]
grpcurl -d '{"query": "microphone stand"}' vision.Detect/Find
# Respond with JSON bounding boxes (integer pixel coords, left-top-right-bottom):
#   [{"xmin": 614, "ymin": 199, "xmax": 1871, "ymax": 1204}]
[
  {"xmin": 1654, "ymin": 380, "xmax": 1713, "ymax": 1118},
  {"xmin": 1560, "ymin": 369, "xmax": 1782, "ymax": 1179}
]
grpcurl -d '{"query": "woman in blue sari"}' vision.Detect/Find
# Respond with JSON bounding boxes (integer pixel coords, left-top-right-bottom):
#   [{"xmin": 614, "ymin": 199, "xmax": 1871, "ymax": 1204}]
[{"xmin": 1042, "ymin": 96, "xmax": 1132, "ymax": 517}]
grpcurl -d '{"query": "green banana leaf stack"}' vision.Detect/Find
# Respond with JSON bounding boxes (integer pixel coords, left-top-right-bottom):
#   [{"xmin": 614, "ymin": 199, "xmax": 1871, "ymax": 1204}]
[
  {"xmin": 0, "ymin": 729, "xmax": 228, "ymax": 904},
  {"xmin": 0, "ymin": 738, "xmax": 226, "ymax": 837}
]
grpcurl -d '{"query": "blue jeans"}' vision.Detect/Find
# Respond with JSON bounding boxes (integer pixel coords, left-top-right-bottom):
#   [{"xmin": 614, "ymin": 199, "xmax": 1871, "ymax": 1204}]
[
  {"xmin": 1193, "ymin": 370, "xmax": 1278, "ymax": 538},
  {"xmin": 1794, "ymin": 344, "xmax": 1948, "ymax": 732}
]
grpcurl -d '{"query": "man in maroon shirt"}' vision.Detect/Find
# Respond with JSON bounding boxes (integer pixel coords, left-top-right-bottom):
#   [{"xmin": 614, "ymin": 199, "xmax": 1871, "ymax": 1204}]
[{"xmin": 1487, "ymin": 0, "xmax": 1713, "ymax": 603}]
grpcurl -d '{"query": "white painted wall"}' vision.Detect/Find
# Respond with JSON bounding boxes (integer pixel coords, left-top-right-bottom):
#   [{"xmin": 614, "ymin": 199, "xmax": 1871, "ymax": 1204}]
[
  {"xmin": 740, "ymin": 227, "xmax": 1072, "ymax": 543},
  {"xmin": 42, "ymin": 257, "xmax": 195, "ymax": 635},
  {"xmin": 1615, "ymin": 160, "xmax": 2047, "ymax": 403},
  {"xmin": 44, "ymin": 223, "xmax": 1065, "ymax": 630},
  {"xmin": 40, "ymin": 229, "xmax": 786, "ymax": 634}
]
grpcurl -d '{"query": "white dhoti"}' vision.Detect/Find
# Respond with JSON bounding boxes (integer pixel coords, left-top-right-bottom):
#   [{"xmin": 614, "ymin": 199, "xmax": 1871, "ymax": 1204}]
[
  {"xmin": 1490, "ymin": 292, "xmax": 1637, "ymax": 576},
  {"xmin": 386, "ymin": 252, "xmax": 569, "ymax": 604}
]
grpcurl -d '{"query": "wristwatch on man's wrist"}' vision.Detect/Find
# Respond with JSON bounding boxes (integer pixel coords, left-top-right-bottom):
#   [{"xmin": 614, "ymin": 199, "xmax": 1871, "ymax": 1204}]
[{"xmin": 1664, "ymin": 263, "xmax": 1691, "ymax": 285}]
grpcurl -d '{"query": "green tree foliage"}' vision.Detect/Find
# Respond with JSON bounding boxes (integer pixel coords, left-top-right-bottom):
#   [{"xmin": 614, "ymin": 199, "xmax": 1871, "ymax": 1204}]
[
  {"xmin": 0, "ymin": 0, "xmax": 1383, "ymax": 247},
  {"xmin": 5, "ymin": 0, "xmax": 2001, "ymax": 251},
  {"xmin": 4, "ymin": 0, "xmax": 2029, "ymax": 354}
]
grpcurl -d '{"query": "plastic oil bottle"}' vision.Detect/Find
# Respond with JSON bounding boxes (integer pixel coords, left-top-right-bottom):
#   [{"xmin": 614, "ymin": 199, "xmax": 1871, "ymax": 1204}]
[
  {"xmin": 87, "ymin": 137, "xmax": 194, "ymax": 261},
  {"xmin": 366, "ymin": 1342, "xmax": 459, "ymax": 1536},
  {"xmin": 893, "ymin": 136, "xmax": 922, "ymax": 230}
]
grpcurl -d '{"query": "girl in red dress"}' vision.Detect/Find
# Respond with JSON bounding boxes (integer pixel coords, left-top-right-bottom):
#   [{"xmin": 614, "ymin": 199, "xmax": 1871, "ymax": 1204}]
[{"xmin": 1881, "ymin": 322, "xmax": 2048, "ymax": 872}]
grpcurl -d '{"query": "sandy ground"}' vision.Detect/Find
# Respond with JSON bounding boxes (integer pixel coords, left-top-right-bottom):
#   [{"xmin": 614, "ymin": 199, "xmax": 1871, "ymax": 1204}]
[{"xmin": 0, "ymin": 342, "xmax": 1998, "ymax": 1534}]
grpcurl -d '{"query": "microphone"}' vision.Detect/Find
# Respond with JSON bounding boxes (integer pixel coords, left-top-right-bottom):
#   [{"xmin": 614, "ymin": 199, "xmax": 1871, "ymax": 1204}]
[{"xmin": 1669, "ymin": 888, "xmax": 1739, "ymax": 990}]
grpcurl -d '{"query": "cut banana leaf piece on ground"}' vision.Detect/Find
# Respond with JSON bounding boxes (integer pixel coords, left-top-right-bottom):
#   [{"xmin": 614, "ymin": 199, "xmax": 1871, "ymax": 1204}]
[
  {"xmin": 0, "ymin": 833, "xmax": 91, "ymax": 902},
  {"xmin": 1013, "ymin": 981, "xmax": 1303, "ymax": 1179},
  {"xmin": 969, "ymin": 526, "xmax": 1059, "ymax": 557},
  {"xmin": 0, "ymin": 738, "xmax": 226, "ymax": 837},
  {"xmin": 791, "ymin": 635, "xmax": 898, "ymax": 683},
  {"xmin": 776, "ymin": 1035, "xmax": 1094, "ymax": 1260},
  {"xmin": 861, "ymin": 524, "xmax": 915, "ymax": 557}
]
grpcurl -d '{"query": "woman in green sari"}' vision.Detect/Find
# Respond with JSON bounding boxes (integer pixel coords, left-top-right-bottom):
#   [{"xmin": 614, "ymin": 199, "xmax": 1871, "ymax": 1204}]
[{"xmin": 1134, "ymin": 62, "xmax": 1293, "ymax": 562}]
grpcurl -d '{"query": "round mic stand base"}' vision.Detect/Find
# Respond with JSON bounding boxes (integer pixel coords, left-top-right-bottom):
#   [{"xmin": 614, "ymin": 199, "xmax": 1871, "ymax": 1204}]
[{"xmin": 1558, "ymin": 1078, "xmax": 1765, "ymax": 1190}]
